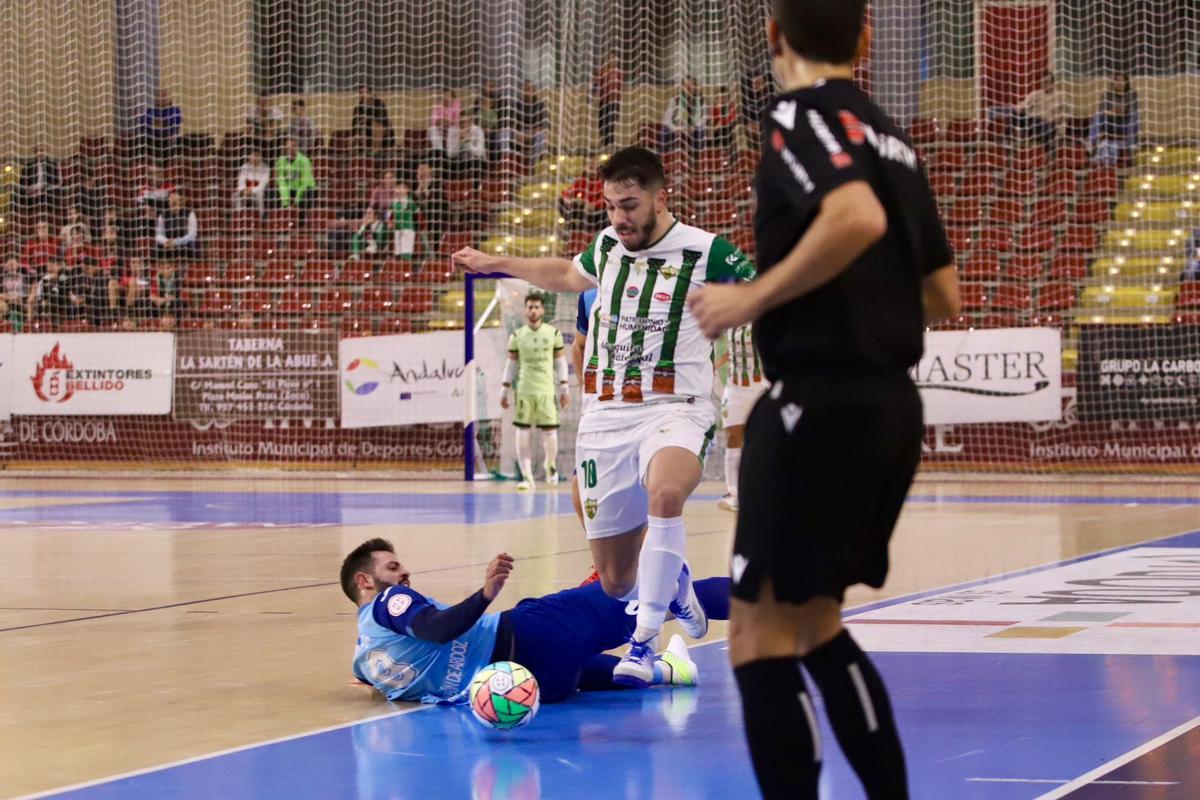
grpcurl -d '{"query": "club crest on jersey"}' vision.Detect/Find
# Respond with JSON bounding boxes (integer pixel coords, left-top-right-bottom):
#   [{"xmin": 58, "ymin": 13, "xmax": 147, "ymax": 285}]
[
  {"xmin": 660, "ymin": 266, "xmax": 679, "ymax": 279},
  {"xmin": 387, "ymin": 593, "xmax": 412, "ymax": 617},
  {"xmin": 625, "ymin": 286, "xmax": 639, "ymax": 298},
  {"xmin": 584, "ymin": 498, "xmax": 598, "ymax": 519}
]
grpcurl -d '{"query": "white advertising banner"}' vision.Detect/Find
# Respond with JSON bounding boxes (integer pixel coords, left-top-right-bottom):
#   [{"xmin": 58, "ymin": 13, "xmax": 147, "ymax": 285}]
[
  {"xmin": 340, "ymin": 331, "xmax": 503, "ymax": 428},
  {"xmin": 0, "ymin": 334, "xmax": 12, "ymax": 421},
  {"xmin": 913, "ymin": 328, "xmax": 1062, "ymax": 424},
  {"xmin": 12, "ymin": 334, "xmax": 175, "ymax": 416}
]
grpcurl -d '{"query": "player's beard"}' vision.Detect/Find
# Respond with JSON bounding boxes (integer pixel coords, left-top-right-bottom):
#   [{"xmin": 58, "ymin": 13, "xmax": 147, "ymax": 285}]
[{"xmin": 619, "ymin": 214, "xmax": 657, "ymax": 252}]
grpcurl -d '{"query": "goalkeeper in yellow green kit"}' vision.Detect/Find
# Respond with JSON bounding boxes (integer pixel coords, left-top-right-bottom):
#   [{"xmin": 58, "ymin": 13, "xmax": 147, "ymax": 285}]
[{"xmin": 503, "ymin": 291, "xmax": 569, "ymax": 491}]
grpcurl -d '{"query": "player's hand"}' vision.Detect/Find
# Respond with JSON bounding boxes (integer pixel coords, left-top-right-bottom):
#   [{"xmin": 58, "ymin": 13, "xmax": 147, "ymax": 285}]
[
  {"xmin": 482, "ymin": 552, "xmax": 515, "ymax": 601},
  {"xmin": 688, "ymin": 282, "xmax": 760, "ymax": 340},
  {"xmin": 558, "ymin": 387, "xmax": 569, "ymax": 409},
  {"xmin": 452, "ymin": 246, "xmax": 497, "ymax": 276},
  {"xmin": 500, "ymin": 390, "xmax": 511, "ymax": 410}
]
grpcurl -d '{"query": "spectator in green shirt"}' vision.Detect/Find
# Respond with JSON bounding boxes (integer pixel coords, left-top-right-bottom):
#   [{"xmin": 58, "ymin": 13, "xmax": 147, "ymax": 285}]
[{"xmin": 275, "ymin": 138, "xmax": 315, "ymax": 211}]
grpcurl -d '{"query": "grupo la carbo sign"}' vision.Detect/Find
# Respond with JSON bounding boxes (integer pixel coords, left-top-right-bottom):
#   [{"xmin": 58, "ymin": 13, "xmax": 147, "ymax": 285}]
[
  {"xmin": 1078, "ymin": 325, "xmax": 1200, "ymax": 421},
  {"xmin": 912, "ymin": 328, "xmax": 1062, "ymax": 424}
]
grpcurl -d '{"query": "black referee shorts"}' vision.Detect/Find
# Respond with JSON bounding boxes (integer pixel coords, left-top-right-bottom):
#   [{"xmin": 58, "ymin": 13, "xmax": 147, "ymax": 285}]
[{"xmin": 731, "ymin": 371, "xmax": 923, "ymax": 605}]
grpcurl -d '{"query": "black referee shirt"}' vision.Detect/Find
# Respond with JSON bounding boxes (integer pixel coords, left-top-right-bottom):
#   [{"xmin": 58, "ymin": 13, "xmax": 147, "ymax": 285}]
[{"xmin": 753, "ymin": 78, "xmax": 952, "ymax": 381}]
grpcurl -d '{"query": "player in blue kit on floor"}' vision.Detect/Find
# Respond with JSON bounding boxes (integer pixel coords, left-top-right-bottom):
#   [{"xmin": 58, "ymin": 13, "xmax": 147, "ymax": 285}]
[{"xmin": 341, "ymin": 538, "xmax": 731, "ymax": 704}]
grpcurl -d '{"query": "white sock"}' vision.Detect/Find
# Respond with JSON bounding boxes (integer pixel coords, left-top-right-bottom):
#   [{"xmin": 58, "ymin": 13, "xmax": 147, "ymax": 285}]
[
  {"xmin": 515, "ymin": 428, "xmax": 533, "ymax": 481},
  {"xmin": 542, "ymin": 429, "xmax": 558, "ymax": 470},
  {"xmin": 633, "ymin": 515, "xmax": 686, "ymax": 643},
  {"xmin": 724, "ymin": 446, "xmax": 741, "ymax": 498}
]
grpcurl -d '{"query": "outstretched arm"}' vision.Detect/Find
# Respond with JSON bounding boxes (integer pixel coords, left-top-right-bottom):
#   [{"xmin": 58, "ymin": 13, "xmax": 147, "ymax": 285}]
[
  {"xmin": 408, "ymin": 553, "xmax": 514, "ymax": 644},
  {"xmin": 453, "ymin": 247, "xmax": 594, "ymax": 293}
]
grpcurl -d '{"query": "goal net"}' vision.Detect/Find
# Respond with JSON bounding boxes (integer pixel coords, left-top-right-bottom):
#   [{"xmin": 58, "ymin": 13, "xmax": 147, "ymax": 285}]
[{"xmin": 0, "ymin": 0, "xmax": 1197, "ymax": 476}]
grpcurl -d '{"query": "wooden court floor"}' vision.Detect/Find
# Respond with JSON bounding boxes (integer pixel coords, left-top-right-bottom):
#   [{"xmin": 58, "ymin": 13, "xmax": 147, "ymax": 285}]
[{"xmin": 1, "ymin": 474, "xmax": 1198, "ymax": 798}]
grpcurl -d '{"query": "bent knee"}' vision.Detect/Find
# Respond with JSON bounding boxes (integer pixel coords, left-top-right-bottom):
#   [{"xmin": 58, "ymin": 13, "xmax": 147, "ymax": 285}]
[
  {"xmin": 647, "ymin": 484, "xmax": 688, "ymax": 517},
  {"xmin": 598, "ymin": 570, "xmax": 636, "ymax": 600}
]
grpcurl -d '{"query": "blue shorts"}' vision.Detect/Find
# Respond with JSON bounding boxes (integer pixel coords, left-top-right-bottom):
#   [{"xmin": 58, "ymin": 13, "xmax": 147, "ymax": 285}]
[{"xmin": 508, "ymin": 582, "xmax": 635, "ymax": 703}]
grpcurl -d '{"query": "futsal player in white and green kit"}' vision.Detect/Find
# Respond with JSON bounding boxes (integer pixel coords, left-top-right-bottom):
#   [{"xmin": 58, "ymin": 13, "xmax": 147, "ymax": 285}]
[
  {"xmin": 503, "ymin": 291, "xmax": 569, "ymax": 491},
  {"xmin": 455, "ymin": 146, "xmax": 756, "ymax": 686}
]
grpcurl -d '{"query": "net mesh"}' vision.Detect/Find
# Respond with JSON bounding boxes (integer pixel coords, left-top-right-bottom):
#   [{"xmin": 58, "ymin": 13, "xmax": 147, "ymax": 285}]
[{"xmin": 0, "ymin": 0, "xmax": 1197, "ymax": 475}]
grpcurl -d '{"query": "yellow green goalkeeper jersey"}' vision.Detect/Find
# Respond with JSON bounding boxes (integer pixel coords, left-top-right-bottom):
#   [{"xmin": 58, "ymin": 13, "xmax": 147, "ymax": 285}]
[
  {"xmin": 507, "ymin": 323, "xmax": 564, "ymax": 396},
  {"xmin": 572, "ymin": 220, "xmax": 756, "ymax": 420}
]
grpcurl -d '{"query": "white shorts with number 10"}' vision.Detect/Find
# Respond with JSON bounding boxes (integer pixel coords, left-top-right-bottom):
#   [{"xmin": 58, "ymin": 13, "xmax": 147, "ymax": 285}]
[{"xmin": 575, "ymin": 401, "xmax": 717, "ymax": 540}]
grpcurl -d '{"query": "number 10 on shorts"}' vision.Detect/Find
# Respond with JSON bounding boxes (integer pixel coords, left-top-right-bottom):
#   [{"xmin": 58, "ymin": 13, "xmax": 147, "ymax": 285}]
[{"xmin": 580, "ymin": 459, "xmax": 598, "ymax": 489}]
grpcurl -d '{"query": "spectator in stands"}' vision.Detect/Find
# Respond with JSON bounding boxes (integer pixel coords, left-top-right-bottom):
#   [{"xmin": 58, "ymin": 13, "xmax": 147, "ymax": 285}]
[
  {"xmin": 15, "ymin": 147, "xmax": 63, "ymax": 218},
  {"xmin": 118, "ymin": 256, "xmax": 150, "ymax": 327},
  {"xmin": 288, "ymin": 98, "xmax": 319, "ymax": 155},
  {"xmin": 1089, "ymin": 73, "xmax": 1139, "ymax": 166},
  {"xmin": 708, "ymin": 87, "xmax": 739, "ymax": 151},
  {"xmin": 248, "ymin": 91, "xmax": 284, "ymax": 143},
  {"xmin": 143, "ymin": 90, "xmax": 183, "ymax": 162},
  {"xmin": 352, "ymin": 85, "xmax": 394, "ymax": 149},
  {"xmin": 61, "ymin": 207, "xmax": 92, "ymax": 244},
  {"xmin": 368, "ymin": 170, "xmax": 400, "ymax": 215},
  {"xmin": 137, "ymin": 164, "xmax": 175, "ymax": 212},
  {"xmin": 350, "ymin": 207, "xmax": 388, "ymax": 260},
  {"xmin": 510, "ymin": 81, "xmax": 549, "ymax": 167},
  {"xmin": 275, "ymin": 138, "xmax": 316, "ymax": 211},
  {"xmin": 233, "ymin": 150, "xmax": 271, "ymax": 213},
  {"xmin": 558, "ymin": 159, "xmax": 606, "ymax": 231},
  {"xmin": 390, "ymin": 181, "xmax": 417, "ymax": 260},
  {"xmin": 993, "ymin": 72, "xmax": 1064, "ymax": 148},
  {"xmin": 21, "ymin": 220, "xmax": 60, "ymax": 274},
  {"xmin": 450, "ymin": 112, "xmax": 488, "ymax": 177},
  {"xmin": 662, "ymin": 75, "xmax": 706, "ymax": 151},
  {"xmin": 590, "ymin": 54, "xmax": 625, "ymax": 150},
  {"xmin": 154, "ymin": 190, "xmax": 199, "ymax": 260},
  {"xmin": 474, "ymin": 80, "xmax": 504, "ymax": 160},
  {"xmin": 429, "ymin": 89, "xmax": 463, "ymax": 152},
  {"xmin": 27, "ymin": 258, "xmax": 81, "ymax": 325},
  {"xmin": 149, "ymin": 260, "xmax": 183, "ymax": 329},
  {"xmin": 79, "ymin": 254, "xmax": 119, "ymax": 328},
  {"xmin": 97, "ymin": 212, "xmax": 122, "ymax": 270},
  {"xmin": 740, "ymin": 70, "xmax": 771, "ymax": 150},
  {"xmin": 413, "ymin": 161, "xmax": 446, "ymax": 251},
  {"xmin": 1, "ymin": 256, "xmax": 27, "ymax": 326},
  {"xmin": 63, "ymin": 226, "xmax": 95, "ymax": 269},
  {"xmin": 73, "ymin": 165, "xmax": 110, "ymax": 233}
]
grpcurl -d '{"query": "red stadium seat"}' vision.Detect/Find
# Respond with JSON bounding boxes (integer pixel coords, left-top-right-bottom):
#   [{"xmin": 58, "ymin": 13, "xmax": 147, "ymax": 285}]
[
  {"xmin": 908, "ymin": 117, "xmax": 941, "ymax": 145},
  {"xmin": 944, "ymin": 119, "xmax": 983, "ymax": 143},
  {"xmin": 960, "ymin": 283, "xmax": 989, "ymax": 311},
  {"xmin": 1003, "ymin": 171, "xmax": 1039, "ymax": 198},
  {"xmin": 1006, "ymin": 253, "xmax": 1047, "ymax": 280},
  {"xmin": 276, "ymin": 289, "xmax": 314, "ymax": 315},
  {"xmin": 973, "ymin": 144, "xmax": 1007, "ymax": 171},
  {"xmin": 1010, "ymin": 146, "xmax": 1048, "ymax": 172},
  {"xmin": 400, "ymin": 287, "xmax": 434, "ymax": 314},
  {"xmin": 958, "ymin": 170, "xmax": 999, "ymax": 198},
  {"xmin": 990, "ymin": 198, "xmax": 1025, "ymax": 224},
  {"xmin": 1037, "ymin": 282, "xmax": 1078, "ymax": 312},
  {"xmin": 946, "ymin": 198, "xmax": 981, "ymax": 226},
  {"xmin": 1082, "ymin": 167, "xmax": 1120, "ymax": 197},
  {"xmin": 1060, "ymin": 224, "xmax": 1100, "ymax": 252},
  {"xmin": 928, "ymin": 146, "xmax": 967, "ymax": 171},
  {"xmin": 991, "ymin": 283, "xmax": 1032, "ymax": 312},
  {"xmin": 376, "ymin": 317, "xmax": 414, "ymax": 335},
  {"xmin": 315, "ymin": 288, "xmax": 355, "ymax": 314},
  {"xmin": 928, "ymin": 170, "xmax": 957, "ymax": 198},
  {"xmin": 1177, "ymin": 281, "xmax": 1200, "ymax": 309},
  {"xmin": 977, "ymin": 226, "xmax": 1014, "ymax": 253},
  {"xmin": 360, "ymin": 288, "xmax": 395, "ymax": 314},
  {"xmin": 945, "ymin": 226, "xmax": 973, "ymax": 255},
  {"xmin": 261, "ymin": 260, "xmax": 302, "ymax": 286},
  {"xmin": 200, "ymin": 290, "xmax": 235, "ymax": 316},
  {"xmin": 1031, "ymin": 198, "xmax": 1068, "ymax": 226},
  {"xmin": 1049, "ymin": 253, "xmax": 1090, "ymax": 280},
  {"xmin": 238, "ymin": 290, "xmax": 273, "ymax": 314},
  {"xmin": 1045, "ymin": 168, "xmax": 1079, "ymax": 197},
  {"xmin": 1056, "ymin": 142, "xmax": 1091, "ymax": 171},
  {"xmin": 225, "ymin": 262, "xmax": 258, "ymax": 286},
  {"xmin": 960, "ymin": 253, "xmax": 1001, "ymax": 280},
  {"xmin": 1073, "ymin": 199, "xmax": 1112, "ymax": 226},
  {"xmin": 1016, "ymin": 225, "xmax": 1056, "ymax": 252},
  {"xmin": 340, "ymin": 316, "xmax": 372, "ymax": 337},
  {"xmin": 342, "ymin": 262, "xmax": 376, "ymax": 284}
]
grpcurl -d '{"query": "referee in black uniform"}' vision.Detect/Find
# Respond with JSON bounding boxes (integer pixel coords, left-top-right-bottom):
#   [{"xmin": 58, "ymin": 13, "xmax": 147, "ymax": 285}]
[{"xmin": 689, "ymin": 2, "xmax": 961, "ymax": 798}]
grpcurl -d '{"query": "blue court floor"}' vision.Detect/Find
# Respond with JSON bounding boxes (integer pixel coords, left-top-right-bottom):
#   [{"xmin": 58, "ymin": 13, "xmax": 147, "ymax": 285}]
[{"xmin": 8, "ymin": 486, "xmax": 1200, "ymax": 799}]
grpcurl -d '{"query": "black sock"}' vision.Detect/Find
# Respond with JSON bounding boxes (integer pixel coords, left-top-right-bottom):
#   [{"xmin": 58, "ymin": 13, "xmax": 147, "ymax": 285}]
[
  {"xmin": 733, "ymin": 657, "xmax": 822, "ymax": 800},
  {"xmin": 803, "ymin": 630, "xmax": 909, "ymax": 800}
]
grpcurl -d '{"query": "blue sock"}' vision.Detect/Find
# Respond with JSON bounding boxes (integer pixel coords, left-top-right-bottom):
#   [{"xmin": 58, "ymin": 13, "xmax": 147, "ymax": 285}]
[{"xmin": 693, "ymin": 577, "xmax": 731, "ymax": 621}]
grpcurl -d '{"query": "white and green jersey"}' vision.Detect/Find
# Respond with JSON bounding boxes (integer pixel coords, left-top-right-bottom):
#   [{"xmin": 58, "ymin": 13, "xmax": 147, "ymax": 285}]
[
  {"xmin": 727, "ymin": 324, "xmax": 765, "ymax": 387},
  {"xmin": 508, "ymin": 323, "xmax": 564, "ymax": 396},
  {"xmin": 572, "ymin": 220, "xmax": 755, "ymax": 427}
]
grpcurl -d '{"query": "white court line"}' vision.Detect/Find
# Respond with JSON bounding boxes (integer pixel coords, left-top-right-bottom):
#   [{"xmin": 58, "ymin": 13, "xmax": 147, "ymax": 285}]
[
  {"xmin": 12, "ymin": 636, "xmax": 728, "ymax": 800},
  {"xmin": 969, "ymin": 778, "xmax": 1178, "ymax": 786},
  {"xmin": 10, "ymin": 705, "xmax": 431, "ymax": 800},
  {"xmin": 1034, "ymin": 713, "xmax": 1200, "ymax": 800}
]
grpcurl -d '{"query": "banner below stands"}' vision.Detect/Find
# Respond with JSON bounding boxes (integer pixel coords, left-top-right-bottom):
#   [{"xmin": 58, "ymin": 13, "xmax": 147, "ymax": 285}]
[
  {"xmin": 914, "ymin": 328, "xmax": 1063, "ymax": 425},
  {"xmin": 175, "ymin": 330, "xmax": 339, "ymax": 421},
  {"xmin": 339, "ymin": 329, "xmax": 507, "ymax": 429},
  {"xmin": 1078, "ymin": 325, "xmax": 1200, "ymax": 422},
  {"xmin": 0, "ymin": 417, "xmax": 483, "ymax": 467},
  {"xmin": 0, "ymin": 334, "xmax": 12, "ymax": 422},
  {"xmin": 11, "ymin": 333, "xmax": 174, "ymax": 416}
]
